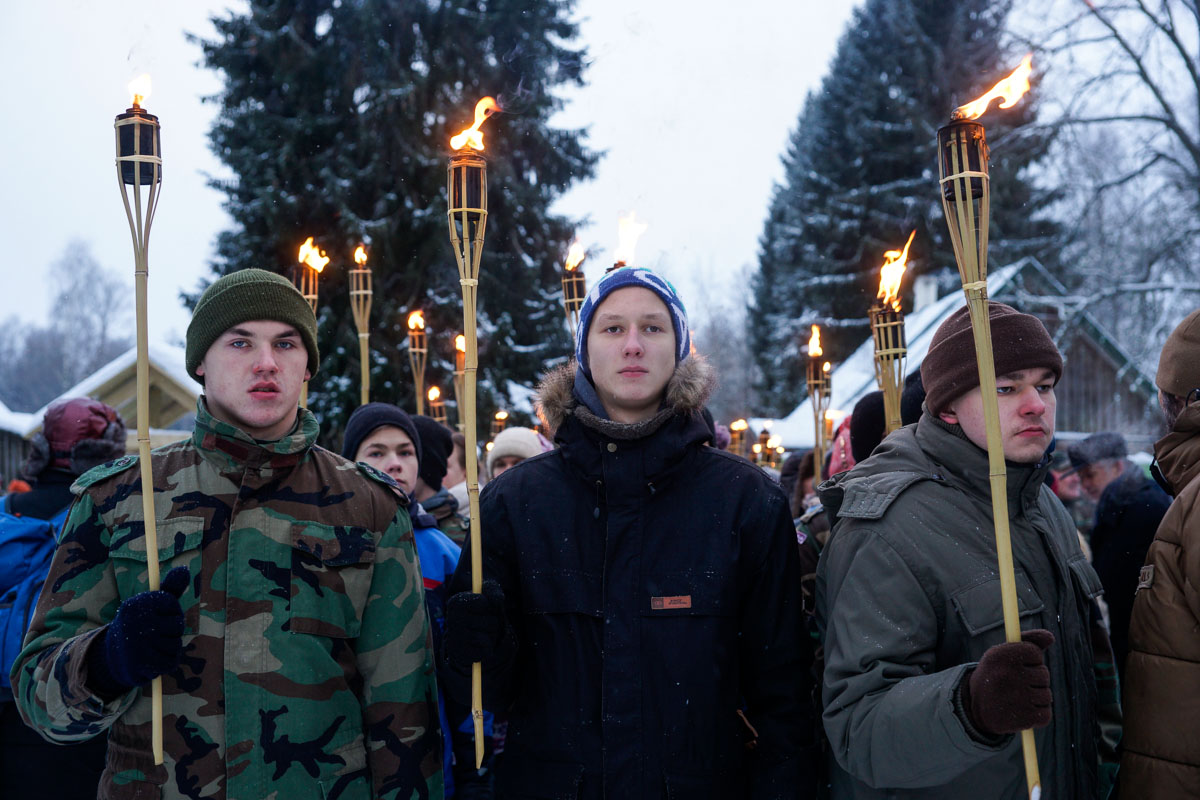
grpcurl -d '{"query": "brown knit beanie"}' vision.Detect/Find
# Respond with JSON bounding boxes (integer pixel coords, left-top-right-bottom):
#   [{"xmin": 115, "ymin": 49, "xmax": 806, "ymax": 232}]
[
  {"xmin": 1156, "ymin": 308, "xmax": 1200, "ymax": 399},
  {"xmin": 185, "ymin": 269, "xmax": 319, "ymax": 384},
  {"xmin": 921, "ymin": 302, "xmax": 1063, "ymax": 415}
]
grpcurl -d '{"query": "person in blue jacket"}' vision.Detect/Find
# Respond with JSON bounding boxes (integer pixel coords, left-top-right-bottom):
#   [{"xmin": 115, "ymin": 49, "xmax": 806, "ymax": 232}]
[
  {"xmin": 343, "ymin": 403, "xmax": 489, "ymax": 798},
  {"xmin": 0, "ymin": 397, "xmax": 126, "ymax": 799}
]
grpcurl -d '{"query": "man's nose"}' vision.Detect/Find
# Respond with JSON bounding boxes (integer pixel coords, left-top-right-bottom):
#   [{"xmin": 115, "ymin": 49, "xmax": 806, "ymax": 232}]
[
  {"xmin": 622, "ymin": 329, "xmax": 644, "ymax": 357},
  {"xmin": 253, "ymin": 347, "xmax": 279, "ymax": 372},
  {"xmin": 1018, "ymin": 385, "xmax": 1046, "ymax": 415}
]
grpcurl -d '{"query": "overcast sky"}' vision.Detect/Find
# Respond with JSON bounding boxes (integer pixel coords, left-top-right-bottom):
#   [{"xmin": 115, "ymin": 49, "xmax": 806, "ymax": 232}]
[{"xmin": 0, "ymin": 1, "xmax": 856, "ymax": 346}]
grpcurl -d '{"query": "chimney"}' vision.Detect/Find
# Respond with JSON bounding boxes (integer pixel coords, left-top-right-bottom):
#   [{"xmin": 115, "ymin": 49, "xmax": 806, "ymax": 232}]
[{"xmin": 912, "ymin": 274, "xmax": 940, "ymax": 313}]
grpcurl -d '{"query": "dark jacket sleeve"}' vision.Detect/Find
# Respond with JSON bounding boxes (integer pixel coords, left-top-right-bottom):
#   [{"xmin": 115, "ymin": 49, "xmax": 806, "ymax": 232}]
[
  {"xmin": 740, "ymin": 487, "xmax": 819, "ymax": 799},
  {"xmin": 817, "ymin": 521, "xmax": 1009, "ymax": 789},
  {"xmin": 444, "ymin": 480, "xmax": 521, "ymax": 713}
]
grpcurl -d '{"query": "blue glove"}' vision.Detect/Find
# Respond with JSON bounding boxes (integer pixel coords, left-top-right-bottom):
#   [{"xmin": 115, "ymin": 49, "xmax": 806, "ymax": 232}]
[{"xmin": 87, "ymin": 566, "xmax": 190, "ymax": 698}]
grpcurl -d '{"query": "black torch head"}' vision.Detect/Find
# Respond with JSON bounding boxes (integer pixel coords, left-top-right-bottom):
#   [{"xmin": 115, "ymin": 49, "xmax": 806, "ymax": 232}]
[
  {"xmin": 937, "ymin": 120, "xmax": 987, "ymax": 202},
  {"xmin": 448, "ymin": 151, "xmax": 487, "ymax": 219},
  {"xmin": 116, "ymin": 108, "xmax": 162, "ymax": 186}
]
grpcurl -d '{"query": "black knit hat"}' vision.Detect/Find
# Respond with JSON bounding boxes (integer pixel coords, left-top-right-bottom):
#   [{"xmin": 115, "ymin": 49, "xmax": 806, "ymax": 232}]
[
  {"xmin": 850, "ymin": 391, "xmax": 887, "ymax": 464},
  {"xmin": 411, "ymin": 415, "xmax": 453, "ymax": 491},
  {"xmin": 900, "ymin": 369, "xmax": 925, "ymax": 426},
  {"xmin": 185, "ymin": 269, "xmax": 320, "ymax": 384},
  {"xmin": 921, "ymin": 302, "xmax": 1062, "ymax": 415},
  {"xmin": 342, "ymin": 403, "xmax": 422, "ymax": 466}
]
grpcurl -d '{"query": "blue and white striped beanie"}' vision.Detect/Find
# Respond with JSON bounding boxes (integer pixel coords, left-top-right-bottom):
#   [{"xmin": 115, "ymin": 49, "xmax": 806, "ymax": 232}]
[{"xmin": 574, "ymin": 267, "xmax": 690, "ymax": 377}]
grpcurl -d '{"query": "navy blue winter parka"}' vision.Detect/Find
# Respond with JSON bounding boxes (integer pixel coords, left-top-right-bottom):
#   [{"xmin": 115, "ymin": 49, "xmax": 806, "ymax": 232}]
[{"xmin": 446, "ymin": 358, "xmax": 815, "ymax": 799}]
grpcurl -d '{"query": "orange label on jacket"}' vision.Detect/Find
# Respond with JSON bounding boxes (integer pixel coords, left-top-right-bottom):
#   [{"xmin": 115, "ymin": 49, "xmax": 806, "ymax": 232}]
[{"xmin": 650, "ymin": 595, "xmax": 692, "ymax": 610}]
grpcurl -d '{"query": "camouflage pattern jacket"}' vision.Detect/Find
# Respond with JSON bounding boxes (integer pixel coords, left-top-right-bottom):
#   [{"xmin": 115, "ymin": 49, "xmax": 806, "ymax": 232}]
[{"xmin": 11, "ymin": 401, "xmax": 443, "ymax": 800}]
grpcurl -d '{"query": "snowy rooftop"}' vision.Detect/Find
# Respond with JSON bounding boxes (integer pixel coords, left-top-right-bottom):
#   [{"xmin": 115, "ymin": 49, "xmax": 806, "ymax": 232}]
[
  {"xmin": 19, "ymin": 343, "xmax": 197, "ymax": 437},
  {"xmin": 0, "ymin": 397, "xmax": 35, "ymax": 437},
  {"xmin": 756, "ymin": 263, "xmax": 1024, "ymax": 449}
]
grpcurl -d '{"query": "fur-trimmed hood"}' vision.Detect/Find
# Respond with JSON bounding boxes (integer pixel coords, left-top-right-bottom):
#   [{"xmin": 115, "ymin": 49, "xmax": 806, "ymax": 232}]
[{"xmin": 536, "ymin": 356, "xmax": 716, "ymax": 438}]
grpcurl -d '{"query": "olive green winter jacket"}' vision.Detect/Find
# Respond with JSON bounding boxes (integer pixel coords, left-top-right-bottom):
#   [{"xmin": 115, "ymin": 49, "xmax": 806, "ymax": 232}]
[{"xmin": 816, "ymin": 414, "xmax": 1120, "ymax": 799}]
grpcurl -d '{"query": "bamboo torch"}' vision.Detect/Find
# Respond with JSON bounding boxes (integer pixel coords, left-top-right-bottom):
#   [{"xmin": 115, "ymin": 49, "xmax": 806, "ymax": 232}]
[
  {"xmin": 428, "ymin": 386, "xmax": 447, "ymax": 427},
  {"xmin": 869, "ymin": 231, "xmax": 915, "ymax": 434},
  {"xmin": 350, "ymin": 244, "xmax": 373, "ymax": 405},
  {"xmin": 407, "ymin": 311, "xmax": 428, "ymax": 414},
  {"xmin": 729, "ymin": 418, "xmax": 749, "ymax": 456},
  {"xmin": 115, "ymin": 72, "xmax": 165, "ymax": 765},
  {"xmin": 454, "ymin": 335, "xmax": 466, "ymax": 430},
  {"xmin": 295, "ymin": 237, "xmax": 328, "ymax": 408},
  {"xmin": 806, "ymin": 325, "xmax": 832, "ymax": 484},
  {"xmin": 447, "ymin": 94, "xmax": 500, "ymax": 768},
  {"xmin": 937, "ymin": 54, "xmax": 1040, "ymax": 798},
  {"xmin": 491, "ymin": 409, "xmax": 509, "ymax": 438},
  {"xmin": 562, "ymin": 239, "xmax": 587, "ymax": 342}
]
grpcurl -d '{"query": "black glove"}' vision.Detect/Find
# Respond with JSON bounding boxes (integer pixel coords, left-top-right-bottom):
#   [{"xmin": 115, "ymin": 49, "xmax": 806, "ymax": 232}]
[
  {"xmin": 87, "ymin": 566, "xmax": 190, "ymax": 698},
  {"xmin": 961, "ymin": 628, "xmax": 1054, "ymax": 737},
  {"xmin": 444, "ymin": 579, "xmax": 513, "ymax": 668}
]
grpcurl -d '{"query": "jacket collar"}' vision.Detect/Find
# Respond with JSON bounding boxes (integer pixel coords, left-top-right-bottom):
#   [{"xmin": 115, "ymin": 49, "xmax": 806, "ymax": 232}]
[
  {"xmin": 192, "ymin": 397, "xmax": 317, "ymax": 471},
  {"xmin": 537, "ymin": 355, "xmax": 716, "ymax": 440},
  {"xmin": 1154, "ymin": 402, "xmax": 1200, "ymax": 494},
  {"xmin": 914, "ymin": 413, "xmax": 1050, "ymax": 507},
  {"xmin": 535, "ymin": 356, "xmax": 716, "ymax": 485}
]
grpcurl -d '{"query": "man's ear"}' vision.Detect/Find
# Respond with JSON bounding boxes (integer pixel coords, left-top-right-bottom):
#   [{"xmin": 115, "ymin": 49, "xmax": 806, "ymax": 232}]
[
  {"xmin": 195, "ymin": 361, "xmax": 206, "ymax": 379},
  {"xmin": 938, "ymin": 402, "xmax": 958, "ymax": 425},
  {"xmin": 304, "ymin": 368, "xmax": 312, "ymax": 382}
]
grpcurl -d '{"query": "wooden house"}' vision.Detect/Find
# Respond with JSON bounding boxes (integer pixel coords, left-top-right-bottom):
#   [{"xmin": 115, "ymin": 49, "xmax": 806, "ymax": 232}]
[{"xmin": 761, "ymin": 258, "xmax": 1162, "ymax": 452}]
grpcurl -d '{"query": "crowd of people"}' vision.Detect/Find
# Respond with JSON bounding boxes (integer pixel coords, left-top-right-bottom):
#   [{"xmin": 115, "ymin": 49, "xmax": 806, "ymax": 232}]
[{"xmin": 0, "ymin": 264, "xmax": 1197, "ymax": 798}]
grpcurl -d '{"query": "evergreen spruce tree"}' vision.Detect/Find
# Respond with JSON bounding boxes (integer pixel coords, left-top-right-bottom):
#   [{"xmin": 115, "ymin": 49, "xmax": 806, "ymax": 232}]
[
  {"xmin": 190, "ymin": 0, "xmax": 597, "ymax": 447},
  {"xmin": 748, "ymin": 0, "xmax": 1060, "ymax": 416}
]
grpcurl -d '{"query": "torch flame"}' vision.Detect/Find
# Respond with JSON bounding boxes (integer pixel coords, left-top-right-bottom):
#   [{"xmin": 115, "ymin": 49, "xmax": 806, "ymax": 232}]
[
  {"xmin": 953, "ymin": 54, "xmax": 1033, "ymax": 121},
  {"xmin": 407, "ymin": 311, "xmax": 425, "ymax": 331},
  {"xmin": 565, "ymin": 239, "xmax": 586, "ymax": 272},
  {"xmin": 823, "ymin": 361, "xmax": 831, "ymax": 373},
  {"xmin": 354, "ymin": 245, "xmax": 368, "ymax": 266},
  {"xmin": 428, "ymin": 386, "xmax": 441, "ymax": 403},
  {"xmin": 809, "ymin": 325, "xmax": 823, "ymax": 357},
  {"xmin": 128, "ymin": 74, "xmax": 152, "ymax": 107},
  {"xmin": 877, "ymin": 230, "xmax": 916, "ymax": 312},
  {"xmin": 450, "ymin": 96, "xmax": 501, "ymax": 151},
  {"xmin": 298, "ymin": 237, "xmax": 329, "ymax": 273},
  {"xmin": 767, "ymin": 435, "xmax": 782, "ymax": 449},
  {"xmin": 730, "ymin": 419, "xmax": 749, "ymax": 432},
  {"xmin": 613, "ymin": 212, "xmax": 648, "ymax": 266},
  {"xmin": 455, "ymin": 334, "xmax": 466, "ymax": 353},
  {"xmin": 495, "ymin": 410, "xmax": 509, "ymax": 421},
  {"xmin": 825, "ymin": 409, "xmax": 836, "ymax": 421}
]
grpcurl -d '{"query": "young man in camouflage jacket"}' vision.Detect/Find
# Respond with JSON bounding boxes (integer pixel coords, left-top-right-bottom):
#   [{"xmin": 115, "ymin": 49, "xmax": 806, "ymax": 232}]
[{"xmin": 11, "ymin": 269, "xmax": 443, "ymax": 800}]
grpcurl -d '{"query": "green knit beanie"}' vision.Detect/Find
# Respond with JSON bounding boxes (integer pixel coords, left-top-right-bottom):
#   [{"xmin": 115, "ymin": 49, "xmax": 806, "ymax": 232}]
[{"xmin": 185, "ymin": 269, "xmax": 320, "ymax": 384}]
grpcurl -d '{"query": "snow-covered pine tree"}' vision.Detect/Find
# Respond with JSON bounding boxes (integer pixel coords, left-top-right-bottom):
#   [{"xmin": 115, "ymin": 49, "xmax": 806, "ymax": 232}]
[
  {"xmin": 189, "ymin": 0, "xmax": 598, "ymax": 446},
  {"xmin": 748, "ymin": 0, "xmax": 1061, "ymax": 416}
]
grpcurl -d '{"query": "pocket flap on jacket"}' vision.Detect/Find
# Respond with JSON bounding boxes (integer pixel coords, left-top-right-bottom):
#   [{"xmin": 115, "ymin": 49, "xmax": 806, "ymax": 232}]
[
  {"xmin": 524, "ymin": 569, "xmax": 602, "ymax": 616},
  {"xmin": 291, "ymin": 522, "xmax": 376, "ymax": 566},
  {"xmin": 109, "ymin": 516, "xmax": 205, "ymax": 563},
  {"xmin": 951, "ymin": 570, "xmax": 1045, "ymax": 636},
  {"xmin": 1067, "ymin": 555, "xmax": 1104, "ymax": 599}
]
